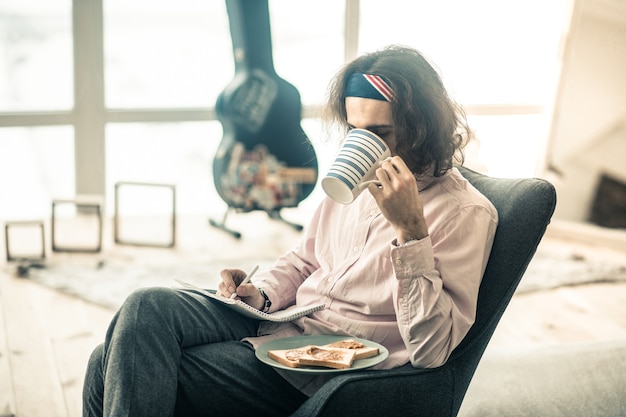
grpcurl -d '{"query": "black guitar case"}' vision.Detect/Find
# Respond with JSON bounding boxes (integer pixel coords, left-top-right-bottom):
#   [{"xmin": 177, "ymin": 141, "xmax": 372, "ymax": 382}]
[{"xmin": 210, "ymin": 0, "xmax": 318, "ymax": 238}]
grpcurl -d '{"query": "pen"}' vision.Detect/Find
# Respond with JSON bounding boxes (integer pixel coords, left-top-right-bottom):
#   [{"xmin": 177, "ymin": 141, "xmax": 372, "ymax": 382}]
[{"xmin": 230, "ymin": 264, "xmax": 259, "ymax": 299}]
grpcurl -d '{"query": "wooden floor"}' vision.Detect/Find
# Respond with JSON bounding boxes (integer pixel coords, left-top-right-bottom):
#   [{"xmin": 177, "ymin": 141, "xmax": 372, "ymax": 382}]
[{"xmin": 1, "ymin": 217, "xmax": 626, "ymax": 417}]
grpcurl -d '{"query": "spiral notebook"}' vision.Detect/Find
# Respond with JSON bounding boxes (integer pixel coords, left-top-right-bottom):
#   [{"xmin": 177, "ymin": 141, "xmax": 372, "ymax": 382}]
[{"xmin": 174, "ymin": 279, "xmax": 325, "ymax": 322}]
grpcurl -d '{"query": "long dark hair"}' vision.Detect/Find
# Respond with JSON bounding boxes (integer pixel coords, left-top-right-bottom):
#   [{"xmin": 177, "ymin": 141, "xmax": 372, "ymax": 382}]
[{"xmin": 324, "ymin": 45, "xmax": 470, "ymax": 177}]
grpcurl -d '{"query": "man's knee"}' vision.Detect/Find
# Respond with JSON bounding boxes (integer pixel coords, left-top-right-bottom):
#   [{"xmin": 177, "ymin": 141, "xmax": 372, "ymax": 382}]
[
  {"xmin": 83, "ymin": 343, "xmax": 105, "ymax": 416},
  {"xmin": 84, "ymin": 343, "xmax": 104, "ymax": 385},
  {"xmin": 88, "ymin": 343, "xmax": 104, "ymax": 366},
  {"xmin": 125, "ymin": 286, "xmax": 179, "ymax": 306},
  {"xmin": 121, "ymin": 287, "xmax": 182, "ymax": 317},
  {"xmin": 115, "ymin": 287, "xmax": 187, "ymax": 334}
]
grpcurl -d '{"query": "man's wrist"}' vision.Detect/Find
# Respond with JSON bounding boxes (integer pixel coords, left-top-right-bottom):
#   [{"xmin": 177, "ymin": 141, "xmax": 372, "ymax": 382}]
[
  {"xmin": 393, "ymin": 237, "xmax": 420, "ymax": 247},
  {"xmin": 258, "ymin": 288, "xmax": 272, "ymax": 312},
  {"xmin": 397, "ymin": 226, "xmax": 428, "ymax": 245}
]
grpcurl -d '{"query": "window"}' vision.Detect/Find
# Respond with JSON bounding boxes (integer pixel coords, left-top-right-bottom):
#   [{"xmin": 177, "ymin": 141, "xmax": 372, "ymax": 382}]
[
  {"xmin": 0, "ymin": 0, "xmax": 573, "ymax": 222},
  {"xmin": 0, "ymin": 0, "xmax": 73, "ymax": 111},
  {"xmin": 106, "ymin": 121, "xmax": 222, "ymax": 215},
  {"xmin": 104, "ymin": 0, "xmax": 232, "ymax": 108},
  {"xmin": 359, "ymin": 0, "xmax": 571, "ymax": 177},
  {"xmin": 269, "ymin": 0, "xmax": 345, "ymax": 106},
  {"xmin": 359, "ymin": 0, "xmax": 568, "ymax": 105},
  {"xmin": 0, "ymin": 126, "xmax": 74, "ymax": 220}
]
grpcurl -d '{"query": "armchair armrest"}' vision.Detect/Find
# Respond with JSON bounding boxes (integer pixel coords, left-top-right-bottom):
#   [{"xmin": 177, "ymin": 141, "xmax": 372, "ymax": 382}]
[{"xmin": 290, "ymin": 364, "xmax": 454, "ymax": 417}]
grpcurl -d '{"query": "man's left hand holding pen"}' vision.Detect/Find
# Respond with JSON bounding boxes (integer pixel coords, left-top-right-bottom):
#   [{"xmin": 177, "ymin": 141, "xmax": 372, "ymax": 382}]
[{"xmin": 217, "ymin": 265, "xmax": 265, "ymax": 311}]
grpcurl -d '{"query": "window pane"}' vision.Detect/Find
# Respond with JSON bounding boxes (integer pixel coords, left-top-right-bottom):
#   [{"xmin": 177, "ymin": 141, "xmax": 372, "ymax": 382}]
[
  {"xmin": 0, "ymin": 126, "xmax": 75, "ymax": 220},
  {"xmin": 0, "ymin": 0, "xmax": 73, "ymax": 111},
  {"xmin": 359, "ymin": 0, "xmax": 570, "ymax": 105},
  {"xmin": 270, "ymin": 0, "xmax": 345, "ymax": 106},
  {"xmin": 466, "ymin": 114, "xmax": 548, "ymax": 178},
  {"xmin": 106, "ymin": 122, "xmax": 223, "ymax": 216},
  {"xmin": 104, "ymin": 1, "xmax": 232, "ymax": 108}
]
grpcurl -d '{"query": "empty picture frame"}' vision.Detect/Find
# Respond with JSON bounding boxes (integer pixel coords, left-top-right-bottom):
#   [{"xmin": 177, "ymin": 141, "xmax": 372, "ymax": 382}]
[
  {"xmin": 4, "ymin": 220, "xmax": 46, "ymax": 262},
  {"xmin": 51, "ymin": 197, "xmax": 103, "ymax": 253},
  {"xmin": 114, "ymin": 182, "xmax": 176, "ymax": 248}
]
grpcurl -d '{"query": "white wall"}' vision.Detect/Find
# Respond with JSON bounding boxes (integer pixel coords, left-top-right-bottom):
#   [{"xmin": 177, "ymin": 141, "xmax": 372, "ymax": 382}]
[{"xmin": 549, "ymin": 2, "xmax": 626, "ymax": 222}]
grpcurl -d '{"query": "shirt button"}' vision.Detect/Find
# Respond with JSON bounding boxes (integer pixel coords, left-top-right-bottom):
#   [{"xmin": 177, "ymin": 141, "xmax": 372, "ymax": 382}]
[
  {"xmin": 396, "ymin": 259, "xmax": 403, "ymax": 265},
  {"xmin": 327, "ymin": 277, "xmax": 334, "ymax": 283},
  {"xmin": 370, "ymin": 210, "xmax": 377, "ymax": 216},
  {"xmin": 353, "ymin": 246, "xmax": 359, "ymax": 253}
]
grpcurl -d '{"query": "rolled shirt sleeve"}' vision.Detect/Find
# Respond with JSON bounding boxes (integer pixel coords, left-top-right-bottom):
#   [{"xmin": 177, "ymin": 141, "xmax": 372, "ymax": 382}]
[{"xmin": 391, "ymin": 202, "xmax": 498, "ymax": 367}]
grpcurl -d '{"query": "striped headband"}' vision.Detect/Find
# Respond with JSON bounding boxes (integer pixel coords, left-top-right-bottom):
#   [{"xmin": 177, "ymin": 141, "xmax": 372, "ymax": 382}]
[{"xmin": 344, "ymin": 73, "xmax": 394, "ymax": 102}]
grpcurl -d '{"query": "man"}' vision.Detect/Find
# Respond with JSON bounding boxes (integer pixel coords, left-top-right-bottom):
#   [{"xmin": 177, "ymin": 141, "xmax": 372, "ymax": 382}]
[{"xmin": 83, "ymin": 45, "xmax": 497, "ymax": 417}]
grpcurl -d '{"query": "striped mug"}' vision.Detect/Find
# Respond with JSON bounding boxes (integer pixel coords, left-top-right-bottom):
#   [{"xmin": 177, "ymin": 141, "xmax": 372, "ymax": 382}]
[{"xmin": 321, "ymin": 129, "xmax": 391, "ymax": 204}]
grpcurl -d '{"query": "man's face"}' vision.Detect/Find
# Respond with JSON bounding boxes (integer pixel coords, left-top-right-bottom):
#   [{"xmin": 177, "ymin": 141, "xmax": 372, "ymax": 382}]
[{"xmin": 345, "ymin": 96, "xmax": 396, "ymax": 154}]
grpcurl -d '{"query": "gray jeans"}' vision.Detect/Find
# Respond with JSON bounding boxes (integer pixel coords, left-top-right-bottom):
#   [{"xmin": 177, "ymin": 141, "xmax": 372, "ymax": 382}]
[{"xmin": 82, "ymin": 287, "xmax": 308, "ymax": 417}]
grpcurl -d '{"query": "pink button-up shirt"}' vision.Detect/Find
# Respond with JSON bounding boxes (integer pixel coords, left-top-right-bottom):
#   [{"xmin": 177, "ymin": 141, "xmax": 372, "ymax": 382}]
[{"xmin": 247, "ymin": 167, "xmax": 498, "ymax": 394}]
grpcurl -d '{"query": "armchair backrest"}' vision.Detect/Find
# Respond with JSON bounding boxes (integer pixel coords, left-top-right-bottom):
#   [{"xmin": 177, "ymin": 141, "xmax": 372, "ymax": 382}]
[{"xmin": 447, "ymin": 166, "xmax": 557, "ymax": 412}]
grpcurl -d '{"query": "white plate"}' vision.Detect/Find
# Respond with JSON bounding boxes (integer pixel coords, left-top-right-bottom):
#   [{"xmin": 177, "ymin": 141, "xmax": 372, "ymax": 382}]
[{"xmin": 255, "ymin": 335, "xmax": 389, "ymax": 374}]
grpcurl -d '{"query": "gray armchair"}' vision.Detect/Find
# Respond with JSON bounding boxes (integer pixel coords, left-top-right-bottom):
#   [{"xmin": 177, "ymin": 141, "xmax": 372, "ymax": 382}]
[{"xmin": 290, "ymin": 165, "xmax": 557, "ymax": 417}]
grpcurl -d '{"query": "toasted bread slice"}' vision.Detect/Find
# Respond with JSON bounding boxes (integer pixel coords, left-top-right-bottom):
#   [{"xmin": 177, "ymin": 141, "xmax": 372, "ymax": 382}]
[
  {"xmin": 267, "ymin": 346, "xmax": 312, "ymax": 368},
  {"xmin": 297, "ymin": 346, "xmax": 356, "ymax": 369},
  {"xmin": 322, "ymin": 339, "xmax": 380, "ymax": 360},
  {"xmin": 268, "ymin": 345, "xmax": 357, "ymax": 369}
]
